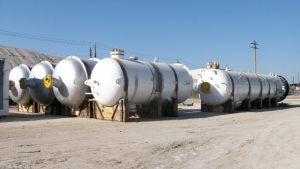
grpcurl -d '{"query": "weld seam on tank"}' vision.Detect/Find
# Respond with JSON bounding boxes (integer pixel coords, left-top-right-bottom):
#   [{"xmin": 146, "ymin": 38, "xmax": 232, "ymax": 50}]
[
  {"xmin": 143, "ymin": 62, "xmax": 156, "ymax": 103},
  {"xmin": 168, "ymin": 65, "xmax": 179, "ymax": 98},
  {"xmin": 224, "ymin": 71, "xmax": 235, "ymax": 100},
  {"xmin": 144, "ymin": 61, "xmax": 162, "ymax": 103},
  {"xmin": 244, "ymin": 73, "xmax": 251, "ymax": 100},
  {"xmin": 113, "ymin": 58, "xmax": 129, "ymax": 97},
  {"xmin": 257, "ymin": 75, "xmax": 263, "ymax": 100},
  {"xmin": 266, "ymin": 77, "xmax": 271, "ymax": 98}
]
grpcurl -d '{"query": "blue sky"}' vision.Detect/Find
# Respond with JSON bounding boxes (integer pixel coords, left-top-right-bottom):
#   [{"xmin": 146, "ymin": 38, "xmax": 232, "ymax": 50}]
[{"xmin": 0, "ymin": 0, "xmax": 299, "ymax": 82}]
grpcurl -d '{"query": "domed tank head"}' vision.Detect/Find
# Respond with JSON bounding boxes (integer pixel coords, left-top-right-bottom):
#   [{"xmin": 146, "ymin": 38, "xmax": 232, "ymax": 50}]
[
  {"xmin": 197, "ymin": 69, "xmax": 233, "ymax": 106},
  {"xmin": 170, "ymin": 63, "xmax": 193, "ymax": 103},
  {"xmin": 87, "ymin": 58, "xmax": 125, "ymax": 106},
  {"xmin": 9, "ymin": 64, "xmax": 32, "ymax": 105},
  {"xmin": 45, "ymin": 56, "xmax": 98, "ymax": 108},
  {"xmin": 27, "ymin": 61, "xmax": 54, "ymax": 106},
  {"xmin": 275, "ymin": 75, "xmax": 289, "ymax": 101}
]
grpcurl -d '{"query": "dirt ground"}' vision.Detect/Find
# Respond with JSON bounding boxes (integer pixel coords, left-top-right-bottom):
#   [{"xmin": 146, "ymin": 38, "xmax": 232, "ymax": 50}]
[{"xmin": 1, "ymin": 96, "xmax": 300, "ymax": 169}]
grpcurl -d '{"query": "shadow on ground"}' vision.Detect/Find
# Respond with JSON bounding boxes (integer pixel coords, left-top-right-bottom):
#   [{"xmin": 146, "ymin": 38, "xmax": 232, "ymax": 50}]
[
  {"xmin": 0, "ymin": 112, "xmax": 72, "ymax": 123},
  {"xmin": 129, "ymin": 103, "xmax": 300, "ymax": 122},
  {"xmin": 1, "ymin": 103, "xmax": 300, "ymax": 123}
]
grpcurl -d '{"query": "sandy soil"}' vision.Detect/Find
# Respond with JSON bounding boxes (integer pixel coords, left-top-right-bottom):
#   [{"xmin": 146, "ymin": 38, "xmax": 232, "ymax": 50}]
[{"xmin": 1, "ymin": 96, "xmax": 300, "ymax": 169}]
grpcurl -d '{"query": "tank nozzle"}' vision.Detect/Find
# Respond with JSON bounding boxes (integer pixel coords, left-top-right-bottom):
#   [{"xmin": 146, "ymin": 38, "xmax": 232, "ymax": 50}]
[
  {"xmin": 19, "ymin": 78, "xmax": 28, "ymax": 89},
  {"xmin": 9, "ymin": 80, "xmax": 15, "ymax": 90}
]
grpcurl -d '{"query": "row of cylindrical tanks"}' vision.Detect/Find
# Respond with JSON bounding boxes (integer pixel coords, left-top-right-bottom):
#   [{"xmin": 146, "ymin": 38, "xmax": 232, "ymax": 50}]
[
  {"xmin": 9, "ymin": 49, "xmax": 193, "ymax": 110},
  {"xmin": 8, "ymin": 49, "xmax": 289, "ymax": 113}
]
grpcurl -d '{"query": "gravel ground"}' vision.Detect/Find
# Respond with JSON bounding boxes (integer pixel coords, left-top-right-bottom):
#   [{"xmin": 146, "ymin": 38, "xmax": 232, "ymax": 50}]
[{"xmin": 0, "ymin": 96, "xmax": 300, "ymax": 169}]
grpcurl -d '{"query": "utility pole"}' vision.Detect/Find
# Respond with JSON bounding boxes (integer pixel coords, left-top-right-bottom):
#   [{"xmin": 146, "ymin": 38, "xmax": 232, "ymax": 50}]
[
  {"xmin": 251, "ymin": 40, "xmax": 259, "ymax": 73},
  {"xmin": 93, "ymin": 43, "xmax": 97, "ymax": 58},
  {"xmin": 297, "ymin": 72, "xmax": 300, "ymax": 86},
  {"xmin": 89, "ymin": 46, "xmax": 92, "ymax": 58}
]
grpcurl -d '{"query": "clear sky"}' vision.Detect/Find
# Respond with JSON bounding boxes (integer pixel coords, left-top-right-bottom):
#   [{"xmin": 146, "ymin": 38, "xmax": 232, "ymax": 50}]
[{"xmin": 0, "ymin": 0, "xmax": 299, "ymax": 82}]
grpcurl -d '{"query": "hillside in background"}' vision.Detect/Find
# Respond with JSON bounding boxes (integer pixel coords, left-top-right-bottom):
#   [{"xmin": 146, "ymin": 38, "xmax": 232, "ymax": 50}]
[{"xmin": 0, "ymin": 45, "xmax": 62, "ymax": 70}]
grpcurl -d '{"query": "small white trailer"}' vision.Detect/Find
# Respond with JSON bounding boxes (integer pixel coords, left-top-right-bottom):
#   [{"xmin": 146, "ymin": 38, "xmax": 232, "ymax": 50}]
[{"xmin": 0, "ymin": 58, "xmax": 9, "ymax": 116}]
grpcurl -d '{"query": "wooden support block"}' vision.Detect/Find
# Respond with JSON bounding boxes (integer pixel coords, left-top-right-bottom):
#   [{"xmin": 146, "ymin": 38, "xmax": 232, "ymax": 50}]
[
  {"xmin": 201, "ymin": 99, "xmax": 234, "ymax": 113},
  {"xmin": 137, "ymin": 97, "xmax": 162, "ymax": 118},
  {"xmin": 93, "ymin": 98, "xmax": 128, "ymax": 122},
  {"xmin": 17, "ymin": 101, "xmax": 42, "ymax": 113},
  {"xmin": 241, "ymin": 99, "xmax": 251, "ymax": 110}
]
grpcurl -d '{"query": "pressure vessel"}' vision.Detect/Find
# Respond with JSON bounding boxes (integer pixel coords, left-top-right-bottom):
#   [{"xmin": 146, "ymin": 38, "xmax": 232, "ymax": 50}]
[
  {"xmin": 197, "ymin": 69, "xmax": 249, "ymax": 107},
  {"xmin": 43, "ymin": 56, "xmax": 100, "ymax": 108},
  {"xmin": 87, "ymin": 58, "xmax": 154, "ymax": 106},
  {"xmin": 197, "ymin": 68, "xmax": 289, "ymax": 108},
  {"xmin": 9, "ymin": 64, "xmax": 32, "ymax": 105},
  {"xmin": 86, "ymin": 58, "xmax": 193, "ymax": 106},
  {"xmin": 20, "ymin": 61, "xmax": 54, "ymax": 106}
]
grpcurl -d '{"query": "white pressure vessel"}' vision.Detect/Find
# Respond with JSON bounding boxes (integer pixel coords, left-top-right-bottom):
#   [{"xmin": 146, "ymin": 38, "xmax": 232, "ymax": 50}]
[
  {"xmin": 87, "ymin": 58, "xmax": 193, "ymax": 106},
  {"xmin": 9, "ymin": 64, "xmax": 32, "ymax": 105},
  {"xmin": 197, "ymin": 69, "xmax": 249, "ymax": 107},
  {"xmin": 197, "ymin": 68, "xmax": 289, "ymax": 108},
  {"xmin": 20, "ymin": 61, "xmax": 54, "ymax": 106},
  {"xmin": 88, "ymin": 58, "xmax": 155, "ymax": 106},
  {"xmin": 44, "ymin": 56, "xmax": 100, "ymax": 108}
]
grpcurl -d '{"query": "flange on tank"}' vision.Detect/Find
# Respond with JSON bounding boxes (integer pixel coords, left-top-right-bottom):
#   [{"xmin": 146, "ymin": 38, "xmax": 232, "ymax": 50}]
[
  {"xmin": 20, "ymin": 61, "xmax": 54, "ymax": 106},
  {"xmin": 85, "ymin": 57, "xmax": 193, "ymax": 107},
  {"xmin": 197, "ymin": 68, "xmax": 289, "ymax": 110},
  {"xmin": 43, "ymin": 56, "xmax": 100, "ymax": 108},
  {"xmin": 9, "ymin": 64, "xmax": 32, "ymax": 106}
]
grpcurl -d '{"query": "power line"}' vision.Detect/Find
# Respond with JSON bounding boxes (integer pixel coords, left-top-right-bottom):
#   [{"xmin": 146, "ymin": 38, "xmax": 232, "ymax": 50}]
[
  {"xmin": 0, "ymin": 28, "xmax": 183, "ymax": 63},
  {"xmin": 0, "ymin": 29, "xmax": 94, "ymax": 46}
]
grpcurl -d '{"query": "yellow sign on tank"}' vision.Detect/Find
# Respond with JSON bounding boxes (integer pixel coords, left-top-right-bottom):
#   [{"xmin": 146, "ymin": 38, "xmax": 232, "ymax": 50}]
[
  {"xmin": 201, "ymin": 82, "xmax": 211, "ymax": 93},
  {"xmin": 43, "ymin": 75, "xmax": 53, "ymax": 89}
]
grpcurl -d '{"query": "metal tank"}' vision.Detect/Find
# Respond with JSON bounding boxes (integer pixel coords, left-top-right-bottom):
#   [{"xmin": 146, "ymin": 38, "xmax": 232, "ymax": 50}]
[
  {"xmin": 9, "ymin": 64, "xmax": 32, "ymax": 105},
  {"xmin": 197, "ymin": 68, "xmax": 289, "ymax": 108},
  {"xmin": 20, "ymin": 61, "xmax": 54, "ymax": 106},
  {"xmin": 86, "ymin": 57, "xmax": 193, "ymax": 107},
  {"xmin": 87, "ymin": 58, "xmax": 155, "ymax": 106},
  {"xmin": 43, "ymin": 56, "xmax": 100, "ymax": 108},
  {"xmin": 197, "ymin": 69, "xmax": 249, "ymax": 108}
]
